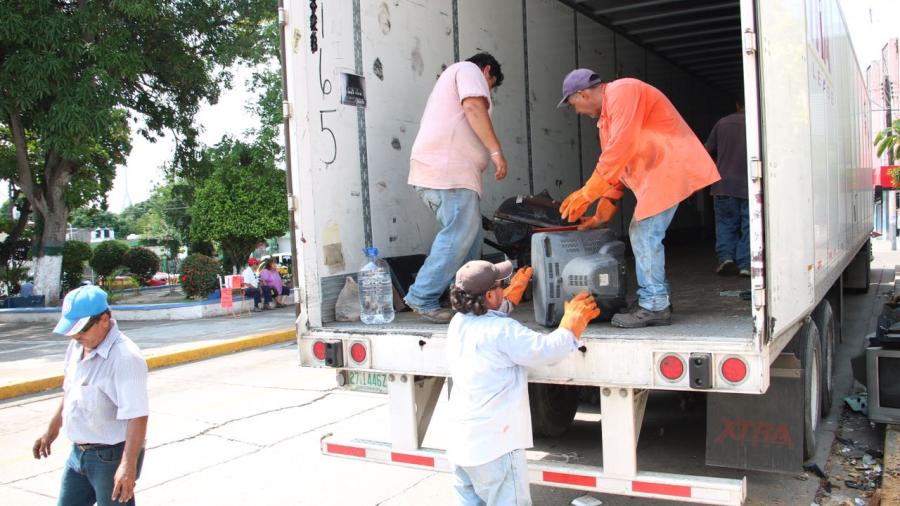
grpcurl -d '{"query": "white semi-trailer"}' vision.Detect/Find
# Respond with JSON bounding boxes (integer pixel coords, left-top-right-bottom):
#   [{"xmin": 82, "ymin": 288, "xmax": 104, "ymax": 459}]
[{"xmin": 280, "ymin": 1, "xmax": 873, "ymax": 504}]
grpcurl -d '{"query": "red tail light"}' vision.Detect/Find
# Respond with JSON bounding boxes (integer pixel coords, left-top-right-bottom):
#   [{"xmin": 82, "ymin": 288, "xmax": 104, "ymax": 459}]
[
  {"xmin": 313, "ymin": 341, "xmax": 326, "ymax": 361},
  {"xmin": 721, "ymin": 357, "xmax": 748, "ymax": 383},
  {"xmin": 350, "ymin": 342, "xmax": 367, "ymax": 363},
  {"xmin": 659, "ymin": 354, "xmax": 685, "ymax": 381}
]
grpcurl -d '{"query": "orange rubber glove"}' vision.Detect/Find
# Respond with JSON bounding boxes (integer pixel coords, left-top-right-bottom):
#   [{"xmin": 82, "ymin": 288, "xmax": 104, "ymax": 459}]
[
  {"xmin": 503, "ymin": 266, "xmax": 533, "ymax": 306},
  {"xmin": 559, "ymin": 291, "xmax": 601, "ymax": 338},
  {"xmin": 577, "ymin": 199, "xmax": 618, "ymax": 230},
  {"xmin": 560, "ymin": 176, "xmax": 623, "ymax": 222}
]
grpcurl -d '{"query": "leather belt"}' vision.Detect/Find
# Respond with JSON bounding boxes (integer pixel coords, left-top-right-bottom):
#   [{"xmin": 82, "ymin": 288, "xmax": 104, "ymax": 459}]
[{"xmin": 76, "ymin": 441, "xmax": 124, "ymax": 452}]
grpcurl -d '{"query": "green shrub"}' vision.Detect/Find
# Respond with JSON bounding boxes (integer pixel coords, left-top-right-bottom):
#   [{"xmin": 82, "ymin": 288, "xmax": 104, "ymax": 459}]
[
  {"xmin": 61, "ymin": 240, "xmax": 93, "ymax": 293},
  {"xmin": 89, "ymin": 240, "xmax": 130, "ymax": 286},
  {"xmin": 123, "ymin": 247, "xmax": 160, "ymax": 285},
  {"xmin": 179, "ymin": 254, "xmax": 221, "ymax": 298}
]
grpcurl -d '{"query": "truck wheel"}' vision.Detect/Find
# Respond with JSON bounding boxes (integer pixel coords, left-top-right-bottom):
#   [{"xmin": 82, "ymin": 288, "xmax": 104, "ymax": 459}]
[
  {"xmin": 813, "ymin": 302, "xmax": 835, "ymax": 416},
  {"xmin": 799, "ymin": 321, "xmax": 822, "ymax": 460},
  {"xmin": 529, "ymin": 383, "xmax": 579, "ymax": 437}
]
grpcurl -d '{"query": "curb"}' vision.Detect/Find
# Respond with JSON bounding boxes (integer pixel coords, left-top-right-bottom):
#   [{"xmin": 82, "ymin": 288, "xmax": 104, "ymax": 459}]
[
  {"xmin": 883, "ymin": 424, "xmax": 900, "ymax": 505},
  {"xmin": 0, "ymin": 328, "xmax": 296, "ymax": 401}
]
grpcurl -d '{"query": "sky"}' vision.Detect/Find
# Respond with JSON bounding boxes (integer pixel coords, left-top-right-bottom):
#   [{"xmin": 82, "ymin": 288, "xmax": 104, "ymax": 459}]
[{"xmin": 3, "ymin": 1, "xmax": 900, "ymax": 213}]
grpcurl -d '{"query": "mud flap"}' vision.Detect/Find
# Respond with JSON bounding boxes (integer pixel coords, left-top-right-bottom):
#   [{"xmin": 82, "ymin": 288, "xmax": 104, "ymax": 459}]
[{"xmin": 706, "ymin": 355, "xmax": 804, "ymax": 472}]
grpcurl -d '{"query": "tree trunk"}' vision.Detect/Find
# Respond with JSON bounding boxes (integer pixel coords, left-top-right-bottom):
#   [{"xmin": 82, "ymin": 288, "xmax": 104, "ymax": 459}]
[
  {"xmin": 33, "ymin": 206, "xmax": 69, "ymax": 305},
  {"xmin": 221, "ymin": 238, "xmax": 258, "ymax": 274}
]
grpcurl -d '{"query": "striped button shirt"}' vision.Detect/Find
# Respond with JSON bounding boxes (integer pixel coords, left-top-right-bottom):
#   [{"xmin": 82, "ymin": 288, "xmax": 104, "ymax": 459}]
[{"xmin": 62, "ymin": 321, "xmax": 149, "ymax": 445}]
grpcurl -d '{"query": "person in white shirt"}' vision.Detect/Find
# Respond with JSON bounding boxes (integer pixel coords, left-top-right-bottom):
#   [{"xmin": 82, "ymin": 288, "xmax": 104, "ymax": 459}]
[
  {"xmin": 241, "ymin": 258, "xmax": 263, "ymax": 312},
  {"xmin": 446, "ymin": 260, "xmax": 600, "ymax": 506},
  {"xmin": 33, "ymin": 285, "xmax": 149, "ymax": 506}
]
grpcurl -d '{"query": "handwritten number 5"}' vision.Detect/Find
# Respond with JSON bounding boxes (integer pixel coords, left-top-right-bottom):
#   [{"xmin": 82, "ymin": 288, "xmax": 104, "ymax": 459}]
[{"xmin": 320, "ymin": 110, "xmax": 337, "ymax": 165}]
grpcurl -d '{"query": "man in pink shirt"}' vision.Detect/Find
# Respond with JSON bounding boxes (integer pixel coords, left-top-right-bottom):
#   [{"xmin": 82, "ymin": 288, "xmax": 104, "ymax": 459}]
[{"xmin": 404, "ymin": 53, "xmax": 508, "ymax": 323}]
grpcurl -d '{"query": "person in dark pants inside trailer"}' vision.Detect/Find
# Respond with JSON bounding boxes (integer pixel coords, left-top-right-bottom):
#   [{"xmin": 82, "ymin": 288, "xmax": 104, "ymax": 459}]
[
  {"xmin": 705, "ymin": 99, "xmax": 750, "ymax": 277},
  {"xmin": 404, "ymin": 53, "xmax": 508, "ymax": 323},
  {"xmin": 33, "ymin": 286, "xmax": 149, "ymax": 506},
  {"xmin": 557, "ymin": 69, "xmax": 720, "ymax": 328},
  {"xmin": 446, "ymin": 259, "xmax": 599, "ymax": 505}
]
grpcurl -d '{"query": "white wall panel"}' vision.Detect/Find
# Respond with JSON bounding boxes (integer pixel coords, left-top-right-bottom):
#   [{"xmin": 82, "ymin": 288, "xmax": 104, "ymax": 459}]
[
  {"xmin": 458, "ymin": 0, "xmax": 531, "ymax": 216},
  {"xmin": 526, "ymin": 0, "xmax": 580, "ymax": 200},
  {"xmin": 360, "ymin": 0, "xmax": 453, "ymax": 259}
]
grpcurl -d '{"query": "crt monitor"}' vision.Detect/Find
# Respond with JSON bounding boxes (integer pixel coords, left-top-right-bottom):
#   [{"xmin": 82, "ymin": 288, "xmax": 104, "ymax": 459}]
[{"xmin": 866, "ymin": 346, "xmax": 900, "ymax": 424}]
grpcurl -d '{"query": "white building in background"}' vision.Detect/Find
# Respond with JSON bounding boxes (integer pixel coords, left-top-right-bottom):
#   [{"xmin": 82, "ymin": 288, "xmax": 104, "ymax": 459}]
[{"xmin": 90, "ymin": 227, "xmax": 115, "ymax": 243}]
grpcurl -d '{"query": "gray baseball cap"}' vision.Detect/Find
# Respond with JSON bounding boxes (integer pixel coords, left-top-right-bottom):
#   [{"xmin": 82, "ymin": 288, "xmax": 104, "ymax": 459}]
[
  {"xmin": 557, "ymin": 68, "xmax": 603, "ymax": 108},
  {"xmin": 455, "ymin": 260, "xmax": 513, "ymax": 294}
]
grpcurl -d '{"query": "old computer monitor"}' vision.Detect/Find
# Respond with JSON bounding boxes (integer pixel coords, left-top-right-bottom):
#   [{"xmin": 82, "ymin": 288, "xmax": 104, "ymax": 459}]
[{"xmin": 866, "ymin": 346, "xmax": 900, "ymax": 424}]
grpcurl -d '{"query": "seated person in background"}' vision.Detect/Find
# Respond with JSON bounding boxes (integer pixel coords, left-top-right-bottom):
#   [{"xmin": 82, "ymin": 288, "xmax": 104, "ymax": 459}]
[
  {"xmin": 259, "ymin": 259, "xmax": 286, "ymax": 309},
  {"xmin": 19, "ymin": 279, "xmax": 34, "ymax": 298},
  {"xmin": 241, "ymin": 259, "xmax": 263, "ymax": 312}
]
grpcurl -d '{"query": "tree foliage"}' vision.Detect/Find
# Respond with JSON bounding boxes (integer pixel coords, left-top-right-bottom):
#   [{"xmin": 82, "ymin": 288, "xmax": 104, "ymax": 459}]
[
  {"xmin": 89, "ymin": 240, "xmax": 129, "ymax": 280},
  {"xmin": 123, "ymin": 246, "xmax": 160, "ymax": 285},
  {"xmin": 0, "ymin": 0, "xmax": 275, "ymax": 303},
  {"xmin": 190, "ymin": 137, "xmax": 288, "ymax": 271},
  {"xmin": 61, "ymin": 240, "xmax": 93, "ymax": 294}
]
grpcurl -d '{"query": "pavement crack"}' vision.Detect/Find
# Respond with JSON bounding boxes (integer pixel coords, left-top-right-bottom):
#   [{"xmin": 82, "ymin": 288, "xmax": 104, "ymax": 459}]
[
  {"xmin": 373, "ymin": 472, "xmax": 439, "ymax": 505},
  {"xmin": 149, "ymin": 391, "xmax": 337, "ymax": 451},
  {"xmin": 140, "ymin": 398, "xmax": 388, "ymax": 493}
]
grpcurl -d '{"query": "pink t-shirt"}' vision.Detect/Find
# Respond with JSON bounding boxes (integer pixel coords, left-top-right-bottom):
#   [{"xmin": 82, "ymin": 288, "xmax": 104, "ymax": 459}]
[{"xmin": 409, "ymin": 62, "xmax": 492, "ymax": 197}]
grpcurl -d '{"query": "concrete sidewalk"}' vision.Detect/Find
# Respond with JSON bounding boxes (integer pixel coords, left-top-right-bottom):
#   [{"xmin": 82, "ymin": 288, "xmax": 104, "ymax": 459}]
[{"xmin": 0, "ymin": 309, "xmax": 298, "ymax": 400}]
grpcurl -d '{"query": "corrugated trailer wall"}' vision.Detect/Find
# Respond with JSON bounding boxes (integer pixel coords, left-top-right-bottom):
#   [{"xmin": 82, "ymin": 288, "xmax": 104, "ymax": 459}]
[{"xmin": 295, "ymin": 0, "xmax": 733, "ymax": 321}]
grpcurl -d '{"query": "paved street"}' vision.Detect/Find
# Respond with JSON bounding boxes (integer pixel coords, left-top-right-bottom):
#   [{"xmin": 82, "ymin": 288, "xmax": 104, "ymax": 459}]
[
  {"xmin": 0, "ymin": 309, "xmax": 297, "ymax": 388},
  {"xmin": 0, "ymin": 246, "xmax": 894, "ymax": 505}
]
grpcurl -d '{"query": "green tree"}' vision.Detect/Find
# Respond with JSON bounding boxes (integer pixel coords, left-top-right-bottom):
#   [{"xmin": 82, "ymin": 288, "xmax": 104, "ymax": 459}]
[
  {"xmin": 89, "ymin": 240, "xmax": 129, "ymax": 287},
  {"xmin": 190, "ymin": 137, "xmax": 289, "ymax": 272},
  {"xmin": 0, "ymin": 0, "xmax": 274, "ymax": 304},
  {"xmin": 61, "ymin": 240, "xmax": 93, "ymax": 294},
  {"xmin": 123, "ymin": 246, "xmax": 160, "ymax": 285}
]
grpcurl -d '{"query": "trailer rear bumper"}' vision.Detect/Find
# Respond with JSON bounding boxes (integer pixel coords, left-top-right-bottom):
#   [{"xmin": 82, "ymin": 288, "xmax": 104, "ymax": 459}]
[{"xmin": 321, "ymin": 436, "xmax": 747, "ymax": 505}]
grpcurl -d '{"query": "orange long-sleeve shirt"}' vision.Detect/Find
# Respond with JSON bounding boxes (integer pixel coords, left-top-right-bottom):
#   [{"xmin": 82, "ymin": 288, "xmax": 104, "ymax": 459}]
[{"xmin": 594, "ymin": 78, "xmax": 720, "ymax": 221}]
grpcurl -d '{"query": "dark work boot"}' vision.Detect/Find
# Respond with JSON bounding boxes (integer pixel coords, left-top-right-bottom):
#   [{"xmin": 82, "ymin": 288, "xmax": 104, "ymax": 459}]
[{"xmin": 611, "ymin": 305, "xmax": 672, "ymax": 328}]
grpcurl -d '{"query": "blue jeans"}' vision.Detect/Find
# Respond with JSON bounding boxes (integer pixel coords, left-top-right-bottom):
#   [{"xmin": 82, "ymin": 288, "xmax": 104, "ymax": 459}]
[
  {"xmin": 58, "ymin": 444, "xmax": 145, "ymax": 506},
  {"xmin": 630, "ymin": 204, "xmax": 678, "ymax": 311},
  {"xmin": 453, "ymin": 450, "xmax": 532, "ymax": 506},
  {"xmin": 405, "ymin": 188, "xmax": 483, "ymax": 311},
  {"xmin": 714, "ymin": 196, "xmax": 750, "ymax": 270}
]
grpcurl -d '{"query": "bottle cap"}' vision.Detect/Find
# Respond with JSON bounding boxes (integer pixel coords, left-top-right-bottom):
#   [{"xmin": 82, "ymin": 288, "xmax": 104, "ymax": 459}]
[{"xmin": 364, "ymin": 247, "xmax": 379, "ymax": 257}]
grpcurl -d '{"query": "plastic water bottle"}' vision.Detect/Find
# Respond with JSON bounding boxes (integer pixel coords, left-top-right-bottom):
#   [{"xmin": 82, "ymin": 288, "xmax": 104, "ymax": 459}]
[{"xmin": 358, "ymin": 247, "xmax": 395, "ymax": 324}]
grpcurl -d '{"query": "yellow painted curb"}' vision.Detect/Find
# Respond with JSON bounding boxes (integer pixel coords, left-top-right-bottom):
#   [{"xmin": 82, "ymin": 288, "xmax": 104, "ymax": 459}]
[
  {"xmin": 883, "ymin": 424, "xmax": 900, "ymax": 505},
  {"xmin": 0, "ymin": 328, "xmax": 296, "ymax": 401}
]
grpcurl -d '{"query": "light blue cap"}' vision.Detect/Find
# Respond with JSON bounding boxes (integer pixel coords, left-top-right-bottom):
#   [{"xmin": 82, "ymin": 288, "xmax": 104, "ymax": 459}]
[{"xmin": 53, "ymin": 285, "xmax": 110, "ymax": 336}]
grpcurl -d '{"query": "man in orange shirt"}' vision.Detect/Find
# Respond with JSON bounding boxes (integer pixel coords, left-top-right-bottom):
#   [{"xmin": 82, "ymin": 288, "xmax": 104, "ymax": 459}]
[{"xmin": 557, "ymin": 69, "xmax": 720, "ymax": 328}]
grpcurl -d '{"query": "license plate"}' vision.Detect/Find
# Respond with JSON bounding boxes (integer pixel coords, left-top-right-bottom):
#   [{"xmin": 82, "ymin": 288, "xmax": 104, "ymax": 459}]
[{"xmin": 346, "ymin": 371, "xmax": 389, "ymax": 394}]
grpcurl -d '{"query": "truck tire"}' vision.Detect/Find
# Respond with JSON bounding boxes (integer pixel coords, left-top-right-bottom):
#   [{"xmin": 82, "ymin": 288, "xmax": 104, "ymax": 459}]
[
  {"xmin": 529, "ymin": 383, "xmax": 579, "ymax": 437},
  {"xmin": 813, "ymin": 302, "xmax": 835, "ymax": 416},
  {"xmin": 799, "ymin": 321, "xmax": 822, "ymax": 460}
]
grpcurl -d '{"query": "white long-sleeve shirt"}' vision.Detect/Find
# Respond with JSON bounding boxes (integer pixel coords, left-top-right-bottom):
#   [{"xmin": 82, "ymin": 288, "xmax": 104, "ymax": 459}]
[
  {"xmin": 446, "ymin": 309, "xmax": 580, "ymax": 467},
  {"xmin": 240, "ymin": 266, "xmax": 259, "ymax": 288}
]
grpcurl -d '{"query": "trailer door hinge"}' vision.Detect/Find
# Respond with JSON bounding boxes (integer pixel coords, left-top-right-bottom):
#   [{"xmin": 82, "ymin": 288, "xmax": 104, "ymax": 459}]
[
  {"xmin": 750, "ymin": 157, "xmax": 762, "ymax": 182},
  {"xmin": 743, "ymin": 29, "xmax": 757, "ymax": 55},
  {"xmin": 278, "ymin": 7, "xmax": 289, "ymax": 26},
  {"xmin": 282, "ymin": 100, "xmax": 292, "ymax": 120}
]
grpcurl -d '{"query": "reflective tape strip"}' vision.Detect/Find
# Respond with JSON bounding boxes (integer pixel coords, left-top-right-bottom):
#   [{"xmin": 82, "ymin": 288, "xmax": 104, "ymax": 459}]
[
  {"xmin": 542, "ymin": 471, "xmax": 597, "ymax": 488},
  {"xmin": 633, "ymin": 481, "xmax": 692, "ymax": 498},
  {"xmin": 391, "ymin": 452, "xmax": 434, "ymax": 467},
  {"xmin": 326, "ymin": 443, "xmax": 366, "ymax": 458}
]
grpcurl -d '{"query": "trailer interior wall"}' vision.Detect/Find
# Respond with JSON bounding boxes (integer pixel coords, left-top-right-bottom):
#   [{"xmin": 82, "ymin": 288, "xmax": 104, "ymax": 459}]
[
  {"xmin": 285, "ymin": 0, "xmax": 735, "ymax": 324},
  {"xmin": 757, "ymin": 0, "xmax": 873, "ymax": 343}
]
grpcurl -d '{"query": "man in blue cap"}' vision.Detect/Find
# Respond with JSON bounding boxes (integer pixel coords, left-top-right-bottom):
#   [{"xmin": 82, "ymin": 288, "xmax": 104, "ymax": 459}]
[{"xmin": 33, "ymin": 285, "xmax": 149, "ymax": 505}]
